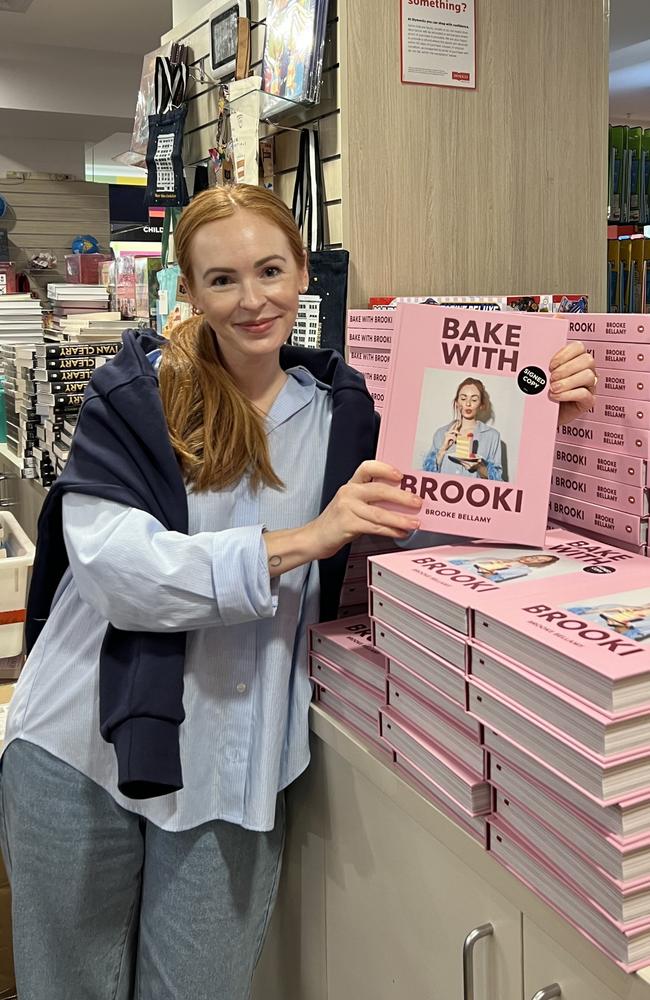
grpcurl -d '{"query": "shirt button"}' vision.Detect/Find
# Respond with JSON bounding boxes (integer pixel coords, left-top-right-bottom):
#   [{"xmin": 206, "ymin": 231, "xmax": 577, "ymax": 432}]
[{"xmin": 236, "ymin": 683, "xmax": 247, "ymax": 694}]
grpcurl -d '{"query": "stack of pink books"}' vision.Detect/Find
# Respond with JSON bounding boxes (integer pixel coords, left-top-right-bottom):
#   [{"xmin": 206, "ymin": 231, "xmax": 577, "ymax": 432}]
[
  {"xmin": 338, "ymin": 535, "xmax": 398, "ymax": 619},
  {"xmin": 363, "ymin": 528, "xmax": 650, "ymax": 968},
  {"xmin": 551, "ymin": 314, "xmax": 650, "ymax": 553},
  {"xmin": 308, "ymin": 615, "xmax": 390, "ymax": 760},
  {"xmin": 345, "ymin": 309, "xmax": 394, "ymax": 413}
]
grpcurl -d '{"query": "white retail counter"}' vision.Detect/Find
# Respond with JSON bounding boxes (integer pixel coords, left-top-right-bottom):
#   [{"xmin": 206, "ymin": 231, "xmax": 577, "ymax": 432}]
[{"xmin": 253, "ymin": 705, "xmax": 650, "ymax": 1000}]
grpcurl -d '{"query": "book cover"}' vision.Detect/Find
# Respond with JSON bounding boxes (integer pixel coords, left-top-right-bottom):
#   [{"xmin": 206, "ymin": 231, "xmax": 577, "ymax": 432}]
[
  {"xmin": 557, "ymin": 418, "xmax": 650, "ymax": 457},
  {"xmin": 473, "ymin": 564, "xmax": 650, "ymax": 712},
  {"xmin": 549, "ymin": 493, "xmax": 648, "ymax": 545},
  {"xmin": 550, "ymin": 468, "xmax": 647, "ymax": 516},
  {"xmin": 568, "ymin": 314, "xmax": 650, "ymax": 344},
  {"xmin": 553, "ymin": 441, "xmax": 648, "ymax": 488},
  {"xmin": 368, "ymin": 527, "xmax": 638, "ymax": 635},
  {"xmin": 376, "ymin": 306, "xmax": 568, "ymax": 544}
]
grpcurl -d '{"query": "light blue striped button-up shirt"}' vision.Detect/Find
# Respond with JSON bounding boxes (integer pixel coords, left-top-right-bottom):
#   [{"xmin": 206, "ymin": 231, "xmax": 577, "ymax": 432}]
[{"xmin": 3, "ymin": 368, "xmax": 332, "ymax": 832}]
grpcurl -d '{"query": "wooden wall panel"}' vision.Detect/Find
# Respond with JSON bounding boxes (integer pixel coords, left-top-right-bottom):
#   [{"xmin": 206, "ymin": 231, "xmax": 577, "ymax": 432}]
[
  {"xmin": 0, "ymin": 178, "xmax": 110, "ymax": 299},
  {"xmin": 339, "ymin": 0, "xmax": 608, "ymax": 309}
]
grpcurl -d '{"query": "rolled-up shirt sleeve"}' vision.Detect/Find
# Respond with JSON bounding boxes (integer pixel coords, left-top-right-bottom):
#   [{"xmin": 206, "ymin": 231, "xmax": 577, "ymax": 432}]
[{"xmin": 62, "ymin": 493, "xmax": 277, "ymax": 632}]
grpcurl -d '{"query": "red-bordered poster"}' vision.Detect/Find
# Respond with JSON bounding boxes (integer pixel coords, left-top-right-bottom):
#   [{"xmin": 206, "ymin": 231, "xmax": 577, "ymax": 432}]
[{"xmin": 400, "ymin": 0, "xmax": 476, "ymax": 90}]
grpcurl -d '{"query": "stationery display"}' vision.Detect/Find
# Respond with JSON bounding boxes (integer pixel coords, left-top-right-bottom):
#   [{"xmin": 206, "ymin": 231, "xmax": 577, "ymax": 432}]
[{"xmin": 375, "ymin": 305, "xmax": 568, "ymax": 545}]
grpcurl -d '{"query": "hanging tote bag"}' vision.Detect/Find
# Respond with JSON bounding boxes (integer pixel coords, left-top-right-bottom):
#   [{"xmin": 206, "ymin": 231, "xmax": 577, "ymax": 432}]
[
  {"xmin": 145, "ymin": 57, "xmax": 190, "ymax": 209},
  {"xmin": 291, "ymin": 128, "xmax": 349, "ymax": 355}
]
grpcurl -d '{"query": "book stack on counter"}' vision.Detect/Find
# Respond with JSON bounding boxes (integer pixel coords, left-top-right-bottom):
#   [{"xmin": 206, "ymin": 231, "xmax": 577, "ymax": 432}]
[
  {"xmin": 1, "ymin": 344, "xmax": 39, "ymax": 477},
  {"xmin": 45, "ymin": 284, "xmax": 134, "ymax": 343},
  {"xmin": 345, "ymin": 309, "xmax": 394, "ymax": 414},
  {"xmin": 0, "ymin": 294, "xmax": 44, "ymax": 346},
  {"xmin": 308, "ymin": 615, "xmax": 390, "ymax": 762},
  {"xmin": 31, "ymin": 342, "xmax": 121, "ymax": 484},
  {"xmin": 551, "ymin": 314, "xmax": 650, "ymax": 555},
  {"xmin": 352, "ymin": 526, "xmax": 650, "ymax": 970}
]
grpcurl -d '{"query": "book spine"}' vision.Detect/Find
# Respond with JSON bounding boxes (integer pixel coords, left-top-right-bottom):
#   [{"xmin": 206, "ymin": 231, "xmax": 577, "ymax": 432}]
[
  {"xmin": 550, "ymin": 468, "xmax": 647, "ymax": 515},
  {"xmin": 548, "ymin": 492, "xmax": 648, "ymax": 546},
  {"xmin": 39, "ymin": 369, "xmax": 94, "ymax": 385},
  {"xmin": 557, "ymin": 419, "xmax": 650, "ymax": 458},
  {"xmin": 584, "ymin": 340, "xmax": 650, "ymax": 371},
  {"xmin": 346, "ymin": 328, "xmax": 394, "ymax": 349},
  {"xmin": 586, "ymin": 395, "xmax": 650, "ymax": 428},
  {"xmin": 39, "ymin": 393, "xmax": 85, "ymax": 408},
  {"xmin": 37, "ymin": 381, "xmax": 89, "ymax": 396},
  {"xmin": 597, "ymin": 371, "xmax": 650, "ymax": 401},
  {"xmin": 347, "ymin": 347, "xmax": 392, "ymax": 367},
  {"xmin": 567, "ymin": 316, "xmax": 650, "ymax": 343},
  {"xmin": 45, "ymin": 357, "xmax": 99, "ymax": 372},
  {"xmin": 40, "ymin": 344, "xmax": 120, "ymax": 359}
]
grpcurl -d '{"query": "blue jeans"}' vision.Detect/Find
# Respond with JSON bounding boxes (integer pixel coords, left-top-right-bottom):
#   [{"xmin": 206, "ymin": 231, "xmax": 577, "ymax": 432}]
[{"xmin": 0, "ymin": 740, "xmax": 285, "ymax": 1000}]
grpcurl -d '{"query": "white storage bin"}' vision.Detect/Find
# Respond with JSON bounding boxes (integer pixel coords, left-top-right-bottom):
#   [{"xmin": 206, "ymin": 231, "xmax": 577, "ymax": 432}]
[{"xmin": 0, "ymin": 511, "xmax": 35, "ymax": 657}]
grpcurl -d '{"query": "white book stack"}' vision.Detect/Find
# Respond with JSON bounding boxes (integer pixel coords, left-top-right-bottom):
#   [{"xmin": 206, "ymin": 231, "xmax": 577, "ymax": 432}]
[{"xmin": 0, "ymin": 294, "xmax": 44, "ymax": 345}]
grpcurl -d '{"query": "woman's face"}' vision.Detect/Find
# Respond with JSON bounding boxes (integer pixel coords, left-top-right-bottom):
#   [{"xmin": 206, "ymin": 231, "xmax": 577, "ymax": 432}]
[
  {"xmin": 456, "ymin": 386, "xmax": 482, "ymax": 420},
  {"xmin": 186, "ymin": 208, "xmax": 308, "ymax": 365}
]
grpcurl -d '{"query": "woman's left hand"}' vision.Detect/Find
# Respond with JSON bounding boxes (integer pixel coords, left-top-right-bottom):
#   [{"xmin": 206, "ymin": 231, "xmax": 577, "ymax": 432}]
[{"xmin": 549, "ymin": 341, "xmax": 597, "ymax": 424}]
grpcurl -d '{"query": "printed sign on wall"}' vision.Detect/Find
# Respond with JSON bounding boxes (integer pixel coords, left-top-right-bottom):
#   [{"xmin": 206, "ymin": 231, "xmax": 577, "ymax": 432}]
[{"xmin": 401, "ymin": 0, "xmax": 476, "ymax": 90}]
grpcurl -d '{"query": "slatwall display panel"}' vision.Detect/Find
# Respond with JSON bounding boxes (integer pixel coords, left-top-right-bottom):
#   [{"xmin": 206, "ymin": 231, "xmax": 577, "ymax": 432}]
[
  {"xmin": 0, "ymin": 178, "xmax": 110, "ymax": 300},
  {"xmin": 164, "ymin": 0, "xmax": 342, "ymax": 248}
]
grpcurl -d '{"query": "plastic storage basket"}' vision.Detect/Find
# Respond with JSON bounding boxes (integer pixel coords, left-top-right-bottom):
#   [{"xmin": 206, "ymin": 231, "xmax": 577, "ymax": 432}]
[{"xmin": 0, "ymin": 511, "xmax": 34, "ymax": 660}]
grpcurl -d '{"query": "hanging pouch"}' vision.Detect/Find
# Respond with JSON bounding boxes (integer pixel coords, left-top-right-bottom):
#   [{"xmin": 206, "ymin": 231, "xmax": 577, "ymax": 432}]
[
  {"xmin": 145, "ymin": 58, "xmax": 190, "ymax": 209},
  {"xmin": 291, "ymin": 129, "xmax": 349, "ymax": 355}
]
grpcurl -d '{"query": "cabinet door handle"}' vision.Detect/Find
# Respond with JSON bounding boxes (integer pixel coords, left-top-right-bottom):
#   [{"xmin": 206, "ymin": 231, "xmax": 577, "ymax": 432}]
[
  {"xmin": 531, "ymin": 986, "xmax": 561, "ymax": 1000},
  {"xmin": 462, "ymin": 922, "xmax": 493, "ymax": 1000}
]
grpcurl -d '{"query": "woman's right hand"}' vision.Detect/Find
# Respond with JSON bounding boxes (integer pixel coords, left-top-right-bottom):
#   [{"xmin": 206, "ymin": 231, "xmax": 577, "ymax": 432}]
[
  {"xmin": 302, "ymin": 460, "xmax": 423, "ymax": 561},
  {"xmin": 440, "ymin": 422, "xmax": 460, "ymax": 454}
]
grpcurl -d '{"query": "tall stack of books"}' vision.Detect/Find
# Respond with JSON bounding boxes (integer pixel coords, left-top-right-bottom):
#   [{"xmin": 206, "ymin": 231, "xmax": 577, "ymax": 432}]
[
  {"xmin": 1, "ymin": 345, "xmax": 38, "ymax": 478},
  {"xmin": 551, "ymin": 314, "xmax": 650, "ymax": 554},
  {"xmin": 45, "ymin": 284, "xmax": 135, "ymax": 344},
  {"xmin": 0, "ymin": 295, "xmax": 43, "ymax": 346},
  {"xmin": 308, "ymin": 615, "xmax": 390, "ymax": 761},
  {"xmin": 345, "ymin": 310, "xmax": 394, "ymax": 414},
  {"xmin": 323, "ymin": 528, "xmax": 650, "ymax": 970},
  {"xmin": 32, "ymin": 342, "xmax": 121, "ymax": 484},
  {"xmin": 338, "ymin": 535, "xmax": 398, "ymax": 620}
]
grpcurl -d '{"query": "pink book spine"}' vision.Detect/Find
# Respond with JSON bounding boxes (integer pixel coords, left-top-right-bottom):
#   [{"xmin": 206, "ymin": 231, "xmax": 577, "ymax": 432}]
[
  {"xmin": 346, "ymin": 327, "xmax": 394, "ymax": 349},
  {"xmin": 353, "ymin": 366, "xmax": 391, "ymax": 393},
  {"xmin": 557, "ymin": 419, "xmax": 650, "ymax": 458},
  {"xmin": 380, "ymin": 706, "xmax": 488, "ymax": 790},
  {"xmin": 567, "ymin": 525, "xmax": 646, "ymax": 555},
  {"xmin": 550, "ymin": 468, "xmax": 647, "ymax": 515},
  {"xmin": 548, "ymin": 493, "xmax": 647, "ymax": 546},
  {"xmin": 553, "ymin": 441, "xmax": 648, "ymax": 488},
  {"xmin": 347, "ymin": 347, "xmax": 392, "ymax": 367},
  {"xmin": 567, "ymin": 314, "xmax": 650, "ymax": 344},
  {"xmin": 597, "ymin": 371, "xmax": 650, "ymax": 401},
  {"xmin": 585, "ymin": 341, "xmax": 650, "ymax": 372},
  {"xmin": 587, "ymin": 395, "xmax": 650, "ymax": 429},
  {"xmin": 347, "ymin": 308, "xmax": 395, "ymax": 329}
]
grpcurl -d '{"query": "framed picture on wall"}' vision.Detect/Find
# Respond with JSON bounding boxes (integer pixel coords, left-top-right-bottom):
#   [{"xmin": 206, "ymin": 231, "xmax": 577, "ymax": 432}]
[{"xmin": 209, "ymin": 0, "xmax": 250, "ymax": 80}]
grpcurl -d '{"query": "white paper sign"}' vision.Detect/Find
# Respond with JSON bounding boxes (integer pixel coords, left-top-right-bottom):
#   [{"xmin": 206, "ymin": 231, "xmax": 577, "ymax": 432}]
[{"xmin": 401, "ymin": 0, "xmax": 476, "ymax": 90}]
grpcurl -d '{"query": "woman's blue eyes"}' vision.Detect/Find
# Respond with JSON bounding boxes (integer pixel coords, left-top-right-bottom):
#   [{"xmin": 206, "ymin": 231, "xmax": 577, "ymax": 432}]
[{"xmin": 211, "ymin": 266, "xmax": 282, "ymax": 287}]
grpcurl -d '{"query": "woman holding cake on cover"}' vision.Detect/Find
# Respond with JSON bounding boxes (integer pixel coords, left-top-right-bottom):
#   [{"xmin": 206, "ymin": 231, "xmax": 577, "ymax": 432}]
[{"xmin": 422, "ymin": 377, "xmax": 503, "ymax": 480}]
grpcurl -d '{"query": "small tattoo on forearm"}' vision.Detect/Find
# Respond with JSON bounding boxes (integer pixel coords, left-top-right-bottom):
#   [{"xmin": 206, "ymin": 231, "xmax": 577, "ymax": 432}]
[{"xmin": 269, "ymin": 555, "xmax": 282, "ymax": 568}]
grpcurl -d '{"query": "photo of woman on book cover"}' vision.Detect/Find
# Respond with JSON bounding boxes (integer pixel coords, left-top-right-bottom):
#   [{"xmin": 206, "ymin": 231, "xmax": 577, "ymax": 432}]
[
  {"xmin": 414, "ymin": 371, "xmax": 524, "ymax": 482},
  {"xmin": 565, "ymin": 591, "xmax": 650, "ymax": 642},
  {"xmin": 448, "ymin": 551, "xmax": 560, "ymax": 583}
]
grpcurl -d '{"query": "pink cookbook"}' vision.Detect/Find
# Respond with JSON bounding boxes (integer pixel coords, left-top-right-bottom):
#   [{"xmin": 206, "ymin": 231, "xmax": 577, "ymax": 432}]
[
  {"xmin": 587, "ymin": 395, "xmax": 650, "ymax": 429},
  {"xmin": 557, "ymin": 418, "xmax": 650, "ymax": 457},
  {"xmin": 553, "ymin": 441, "xmax": 648, "ymax": 489},
  {"xmin": 583, "ymin": 341, "xmax": 650, "ymax": 372},
  {"xmin": 597, "ymin": 371, "xmax": 650, "ymax": 401},
  {"xmin": 550, "ymin": 468, "xmax": 647, "ymax": 515},
  {"xmin": 376, "ymin": 305, "xmax": 568, "ymax": 544},
  {"xmin": 567, "ymin": 314, "xmax": 650, "ymax": 344},
  {"xmin": 548, "ymin": 493, "xmax": 648, "ymax": 546}
]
